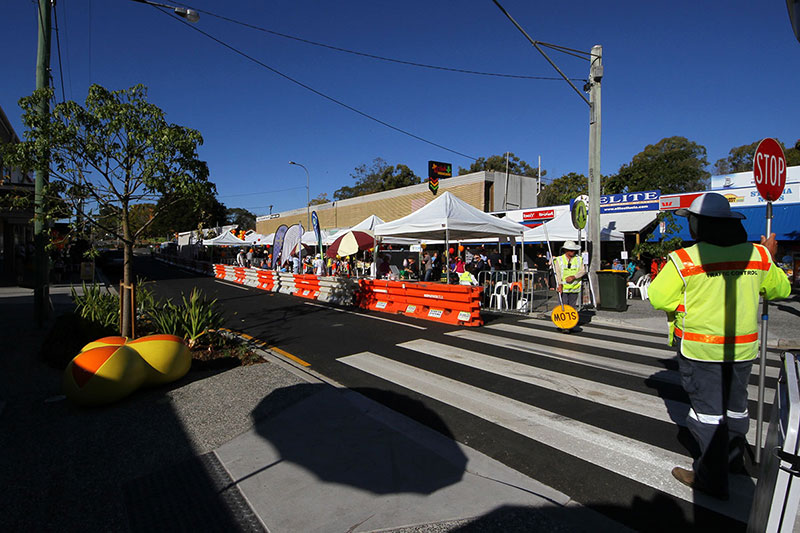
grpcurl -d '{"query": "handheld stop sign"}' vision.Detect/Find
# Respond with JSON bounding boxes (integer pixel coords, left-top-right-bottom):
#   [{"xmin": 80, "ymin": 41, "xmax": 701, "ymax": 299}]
[
  {"xmin": 551, "ymin": 304, "xmax": 579, "ymax": 330},
  {"xmin": 754, "ymin": 138, "xmax": 787, "ymax": 202}
]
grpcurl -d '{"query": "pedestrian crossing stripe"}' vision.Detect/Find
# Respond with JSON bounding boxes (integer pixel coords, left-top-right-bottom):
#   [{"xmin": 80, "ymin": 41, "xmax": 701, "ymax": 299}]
[
  {"xmin": 337, "ymin": 351, "xmax": 754, "ymax": 522},
  {"xmin": 446, "ymin": 329, "xmax": 775, "ymax": 402}
]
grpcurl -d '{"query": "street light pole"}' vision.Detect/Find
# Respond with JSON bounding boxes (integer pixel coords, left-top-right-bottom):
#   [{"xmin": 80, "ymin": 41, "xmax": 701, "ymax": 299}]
[{"xmin": 289, "ymin": 161, "xmax": 310, "ymax": 231}]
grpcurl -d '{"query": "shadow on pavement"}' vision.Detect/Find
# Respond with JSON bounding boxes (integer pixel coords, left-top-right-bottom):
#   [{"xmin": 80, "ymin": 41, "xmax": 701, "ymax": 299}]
[{"xmin": 249, "ymin": 383, "xmax": 467, "ymax": 495}]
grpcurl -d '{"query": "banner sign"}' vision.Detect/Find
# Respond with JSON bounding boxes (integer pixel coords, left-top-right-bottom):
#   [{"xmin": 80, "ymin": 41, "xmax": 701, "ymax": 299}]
[
  {"xmin": 271, "ymin": 224, "xmax": 289, "ymax": 269},
  {"xmin": 661, "ymin": 187, "xmax": 800, "ymax": 210},
  {"xmin": 710, "ymin": 165, "xmax": 800, "ymax": 190},
  {"xmin": 311, "ymin": 211, "xmax": 322, "ymax": 250},
  {"xmin": 600, "ymin": 190, "xmax": 660, "ymax": 213},
  {"xmin": 428, "ymin": 161, "xmax": 452, "ymax": 179},
  {"xmin": 521, "ymin": 209, "xmax": 556, "ymax": 226},
  {"xmin": 428, "ymin": 160, "xmax": 451, "ymax": 196},
  {"xmin": 280, "ymin": 224, "xmax": 304, "ymax": 266}
]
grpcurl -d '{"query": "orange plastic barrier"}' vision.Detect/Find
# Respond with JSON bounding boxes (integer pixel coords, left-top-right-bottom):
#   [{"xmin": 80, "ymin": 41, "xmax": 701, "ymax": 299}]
[
  {"xmin": 357, "ymin": 280, "xmax": 483, "ymax": 326},
  {"xmin": 233, "ymin": 267, "xmax": 247, "ymax": 284},
  {"xmin": 256, "ymin": 269, "xmax": 277, "ymax": 291},
  {"xmin": 213, "ymin": 264, "xmax": 226, "ymax": 279},
  {"xmin": 293, "ymin": 274, "xmax": 321, "ymax": 299}
]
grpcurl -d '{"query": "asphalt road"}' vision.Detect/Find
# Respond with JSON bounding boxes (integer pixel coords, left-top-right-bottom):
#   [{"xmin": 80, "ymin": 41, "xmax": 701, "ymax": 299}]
[{"xmin": 130, "ymin": 256, "xmax": 781, "ymax": 532}]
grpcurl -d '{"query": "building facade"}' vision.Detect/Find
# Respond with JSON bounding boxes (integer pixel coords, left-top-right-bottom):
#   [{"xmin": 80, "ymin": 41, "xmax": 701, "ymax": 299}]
[
  {"xmin": 0, "ymin": 104, "xmax": 34, "ymax": 280},
  {"xmin": 256, "ymin": 171, "xmax": 539, "ymax": 234}
]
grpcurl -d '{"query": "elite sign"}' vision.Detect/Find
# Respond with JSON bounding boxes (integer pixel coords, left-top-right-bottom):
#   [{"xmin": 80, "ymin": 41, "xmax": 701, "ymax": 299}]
[{"xmin": 754, "ymin": 138, "xmax": 787, "ymax": 202}]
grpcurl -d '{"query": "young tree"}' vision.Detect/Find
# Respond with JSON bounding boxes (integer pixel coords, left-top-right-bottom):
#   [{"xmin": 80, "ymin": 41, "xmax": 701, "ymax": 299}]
[{"xmin": 2, "ymin": 84, "xmax": 212, "ymax": 337}]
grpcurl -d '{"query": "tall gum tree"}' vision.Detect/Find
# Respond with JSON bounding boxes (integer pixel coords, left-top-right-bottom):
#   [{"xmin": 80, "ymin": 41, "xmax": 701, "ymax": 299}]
[{"xmin": 2, "ymin": 84, "xmax": 212, "ymax": 337}]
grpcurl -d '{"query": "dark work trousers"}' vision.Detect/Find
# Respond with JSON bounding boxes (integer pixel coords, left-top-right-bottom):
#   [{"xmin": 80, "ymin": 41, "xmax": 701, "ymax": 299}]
[
  {"xmin": 677, "ymin": 352, "xmax": 753, "ymax": 494},
  {"xmin": 561, "ymin": 291, "xmax": 579, "ymax": 309}
]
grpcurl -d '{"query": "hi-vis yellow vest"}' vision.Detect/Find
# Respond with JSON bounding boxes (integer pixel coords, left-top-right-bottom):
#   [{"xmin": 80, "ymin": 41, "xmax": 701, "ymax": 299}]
[
  {"xmin": 668, "ymin": 242, "xmax": 779, "ymax": 362},
  {"xmin": 556, "ymin": 254, "xmax": 582, "ymax": 293}
]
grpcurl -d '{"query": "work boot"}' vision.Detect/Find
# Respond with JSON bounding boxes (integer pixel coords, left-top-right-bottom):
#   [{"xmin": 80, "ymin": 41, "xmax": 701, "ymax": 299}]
[{"xmin": 671, "ymin": 467, "xmax": 729, "ymax": 500}]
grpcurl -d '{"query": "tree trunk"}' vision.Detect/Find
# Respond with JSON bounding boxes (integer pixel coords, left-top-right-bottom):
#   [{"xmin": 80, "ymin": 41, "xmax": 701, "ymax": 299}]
[{"xmin": 120, "ymin": 197, "xmax": 134, "ymax": 338}]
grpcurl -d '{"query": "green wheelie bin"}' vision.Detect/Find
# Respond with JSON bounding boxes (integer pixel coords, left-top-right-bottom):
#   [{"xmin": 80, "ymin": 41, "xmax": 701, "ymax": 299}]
[{"xmin": 596, "ymin": 269, "xmax": 628, "ymax": 311}]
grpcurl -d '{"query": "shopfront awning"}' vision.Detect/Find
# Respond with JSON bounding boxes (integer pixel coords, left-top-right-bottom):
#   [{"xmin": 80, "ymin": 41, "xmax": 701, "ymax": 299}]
[{"xmin": 600, "ymin": 210, "xmax": 659, "ymax": 233}]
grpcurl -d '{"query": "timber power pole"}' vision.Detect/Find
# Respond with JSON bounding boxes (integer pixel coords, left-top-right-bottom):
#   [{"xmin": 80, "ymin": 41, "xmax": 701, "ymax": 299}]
[
  {"xmin": 34, "ymin": 0, "xmax": 52, "ymax": 325},
  {"xmin": 587, "ymin": 45, "xmax": 603, "ymax": 300}
]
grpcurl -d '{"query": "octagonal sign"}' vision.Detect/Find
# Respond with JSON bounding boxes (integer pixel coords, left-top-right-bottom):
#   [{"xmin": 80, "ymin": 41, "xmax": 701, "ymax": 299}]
[{"xmin": 754, "ymin": 138, "xmax": 787, "ymax": 202}]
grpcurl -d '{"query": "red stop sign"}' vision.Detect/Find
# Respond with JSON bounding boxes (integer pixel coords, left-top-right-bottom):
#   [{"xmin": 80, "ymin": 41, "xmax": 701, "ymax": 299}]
[{"xmin": 753, "ymin": 138, "xmax": 787, "ymax": 202}]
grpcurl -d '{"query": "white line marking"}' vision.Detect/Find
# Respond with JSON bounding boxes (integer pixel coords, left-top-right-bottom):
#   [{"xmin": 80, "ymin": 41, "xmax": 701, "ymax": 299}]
[
  {"xmin": 446, "ymin": 329, "xmax": 774, "ymax": 403},
  {"xmin": 337, "ymin": 352, "xmax": 754, "ymax": 521},
  {"xmin": 304, "ymin": 301, "xmax": 426, "ymax": 330},
  {"xmin": 214, "ymin": 279, "xmax": 251, "ymax": 291},
  {"xmin": 399, "ymin": 339, "xmax": 766, "ymax": 447}
]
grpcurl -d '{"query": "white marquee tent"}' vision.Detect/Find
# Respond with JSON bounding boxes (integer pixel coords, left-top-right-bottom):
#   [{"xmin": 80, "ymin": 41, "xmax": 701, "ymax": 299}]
[
  {"xmin": 375, "ymin": 192, "xmax": 525, "ymax": 241},
  {"xmin": 201, "ymin": 232, "xmax": 247, "ymax": 246},
  {"xmin": 522, "ymin": 208, "xmax": 624, "ymax": 243}
]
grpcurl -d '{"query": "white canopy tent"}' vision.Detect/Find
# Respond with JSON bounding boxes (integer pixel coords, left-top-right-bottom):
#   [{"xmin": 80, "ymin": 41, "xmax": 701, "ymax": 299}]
[
  {"xmin": 201, "ymin": 232, "xmax": 247, "ymax": 246},
  {"xmin": 244, "ymin": 232, "xmax": 274, "ymax": 245},
  {"xmin": 375, "ymin": 192, "xmax": 525, "ymax": 240},
  {"xmin": 374, "ymin": 192, "xmax": 525, "ymax": 282}
]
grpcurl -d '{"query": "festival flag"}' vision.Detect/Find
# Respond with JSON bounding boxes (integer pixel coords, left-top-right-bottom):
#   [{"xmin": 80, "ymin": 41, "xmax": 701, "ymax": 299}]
[{"xmin": 271, "ymin": 225, "xmax": 289, "ymax": 269}]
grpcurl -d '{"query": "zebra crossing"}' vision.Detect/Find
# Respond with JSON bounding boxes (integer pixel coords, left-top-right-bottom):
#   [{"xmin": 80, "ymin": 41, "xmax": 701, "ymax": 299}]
[{"xmin": 336, "ymin": 318, "xmax": 783, "ymax": 525}]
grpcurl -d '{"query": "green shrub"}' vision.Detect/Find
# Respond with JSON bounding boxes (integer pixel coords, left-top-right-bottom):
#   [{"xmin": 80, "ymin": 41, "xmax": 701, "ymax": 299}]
[
  {"xmin": 71, "ymin": 283, "xmax": 119, "ymax": 330},
  {"xmin": 180, "ymin": 288, "xmax": 225, "ymax": 348},
  {"xmin": 147, "ymin": 300, "xmax": 183, "ymax": 336},
  {"xmin": 142, "ymin": 288, "xmax": 224, "ymax": 348}
]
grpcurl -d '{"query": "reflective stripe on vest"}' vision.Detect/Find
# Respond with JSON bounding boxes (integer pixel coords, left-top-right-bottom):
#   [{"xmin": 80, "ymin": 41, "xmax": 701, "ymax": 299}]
[
  {"xmin": 674, "ymin": 247, "xmax": 771, "ymax": 277},
  {"xmin": 674, "ymin": 327, "xmax": 759, "ymax": 345}
]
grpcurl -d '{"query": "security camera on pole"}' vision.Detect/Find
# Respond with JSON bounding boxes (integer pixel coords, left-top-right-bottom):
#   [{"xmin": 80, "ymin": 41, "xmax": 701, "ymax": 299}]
[{"xmin": 753, "ymin": 137, "xmax": 787, "ymax": 463}]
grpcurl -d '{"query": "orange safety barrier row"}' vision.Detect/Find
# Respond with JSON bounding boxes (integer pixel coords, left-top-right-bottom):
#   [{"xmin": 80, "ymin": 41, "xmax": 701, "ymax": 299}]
[
  {"xmin": 293, "ymin": 274, "xmax": 321, "ymax": 299},
  {"xmin": 232, "ymin": 267, "xmax": 247, "ymax": 284},
  {"xmin": 357, "ymin": 279, "xmax": 483, "ymax": 327},
  {"xmin": 213, "ymin": 264, "xmax": 226, "ymax": 279}
]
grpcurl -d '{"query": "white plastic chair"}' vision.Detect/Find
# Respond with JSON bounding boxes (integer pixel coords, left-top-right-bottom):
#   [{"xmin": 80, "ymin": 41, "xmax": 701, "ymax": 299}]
[
  {"xmin": 627, "ymin": 274, "xmax": 651, "ymax": 300},
  {"xmin": 489, "ymin": 282, "xmax": 509, "ymax": 310}
]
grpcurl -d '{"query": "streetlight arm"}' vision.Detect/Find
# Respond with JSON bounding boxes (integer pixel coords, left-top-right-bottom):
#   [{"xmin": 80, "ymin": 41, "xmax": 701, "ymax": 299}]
[
  {"xmin": 491, "ymin": 0, "xmax": 589, "ymax": 106},
  {"xmin": 130, "ymin": 0, "xmax": 199, "ymax": 22}
]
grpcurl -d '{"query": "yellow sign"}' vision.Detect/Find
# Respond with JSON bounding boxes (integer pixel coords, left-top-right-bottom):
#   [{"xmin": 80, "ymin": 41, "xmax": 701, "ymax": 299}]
[{"xmin": 551, "ymin": 304, "xmax": 579, "ymax": 329}]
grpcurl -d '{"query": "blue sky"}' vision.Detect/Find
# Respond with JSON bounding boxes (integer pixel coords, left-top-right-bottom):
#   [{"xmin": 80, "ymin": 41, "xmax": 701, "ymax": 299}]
[{"xmin": 2, "ymin": 1, "xmax": 798, "ymax": 216}]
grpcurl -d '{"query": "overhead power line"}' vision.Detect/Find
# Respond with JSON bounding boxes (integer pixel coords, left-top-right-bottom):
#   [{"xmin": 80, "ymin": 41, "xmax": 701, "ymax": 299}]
[
  {"xmin": 153, "ymin": 7, "xmax": 477, "ymax": 161},
  {"xmin": 192, "ymin": 7, "xmax": 585, "ymax": 82}
]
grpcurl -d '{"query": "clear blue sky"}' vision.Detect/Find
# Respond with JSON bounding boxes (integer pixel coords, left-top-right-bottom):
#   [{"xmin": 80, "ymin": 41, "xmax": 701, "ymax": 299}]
[{"xmin": 3, "ymin": 1, "xmax": 798, "ymax": 216}]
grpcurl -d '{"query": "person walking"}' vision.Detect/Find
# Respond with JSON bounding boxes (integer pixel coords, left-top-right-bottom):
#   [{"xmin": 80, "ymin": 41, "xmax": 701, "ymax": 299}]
[
  {"xmin": 552, "ymin": 241, "xmax": 586, "ymax": 316},
  {"xmin": 236, "ymin": 248, "xmax": 246, "ymax": 267},
  {"xmin": 648, "ymin": 192, "xmax": 790, "ymax": 500}
]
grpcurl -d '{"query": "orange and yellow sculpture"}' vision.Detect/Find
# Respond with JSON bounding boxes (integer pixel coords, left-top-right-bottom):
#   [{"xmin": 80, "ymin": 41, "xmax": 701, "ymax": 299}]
[{"xmin": 63, "ymin": 334, "xmax": 191, "ymax": 406}]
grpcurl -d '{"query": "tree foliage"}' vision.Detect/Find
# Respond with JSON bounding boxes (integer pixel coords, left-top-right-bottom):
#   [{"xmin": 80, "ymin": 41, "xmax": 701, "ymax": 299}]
[
  {"xmin": 457, "ymin": 152, "xmax": 544, "ymax": 179},
  {"xmin": 1, "ymin": 84, "xmax": 213, "ymax": 336},
  {"xmin": 333, "ymin": 158, "xmax": 421, "ymax": 200},
  {"xmin": 537, "ymin": 172, "xmax": 587, "ymax": 207},
  {"xmin": 632, "ymin": 211, "xmax": 683, "ymax": 259},
  {"xmin": 309, "ymin": 192, "xmax": 330, "ymax": 206},
  {"xmin": 714, "ymin": 138, "xmax": 800, "ymax": 174},
  {"xmin": 605, "ymin": 136, "xmax": 709, "ymax": 195},
  {"xmin": 148, "ymin": 190, "xmax": 226, "ymax": 238},
  {"xmin": 226, "ymin": 207, "xmax": 256, "ymax": 231}
]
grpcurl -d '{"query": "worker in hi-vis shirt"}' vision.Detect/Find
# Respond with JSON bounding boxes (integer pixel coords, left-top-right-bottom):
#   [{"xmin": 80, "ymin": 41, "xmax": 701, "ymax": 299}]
[{"xmin": 649, "ymin": 192, "xmax": 790, "ymax": 500}]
